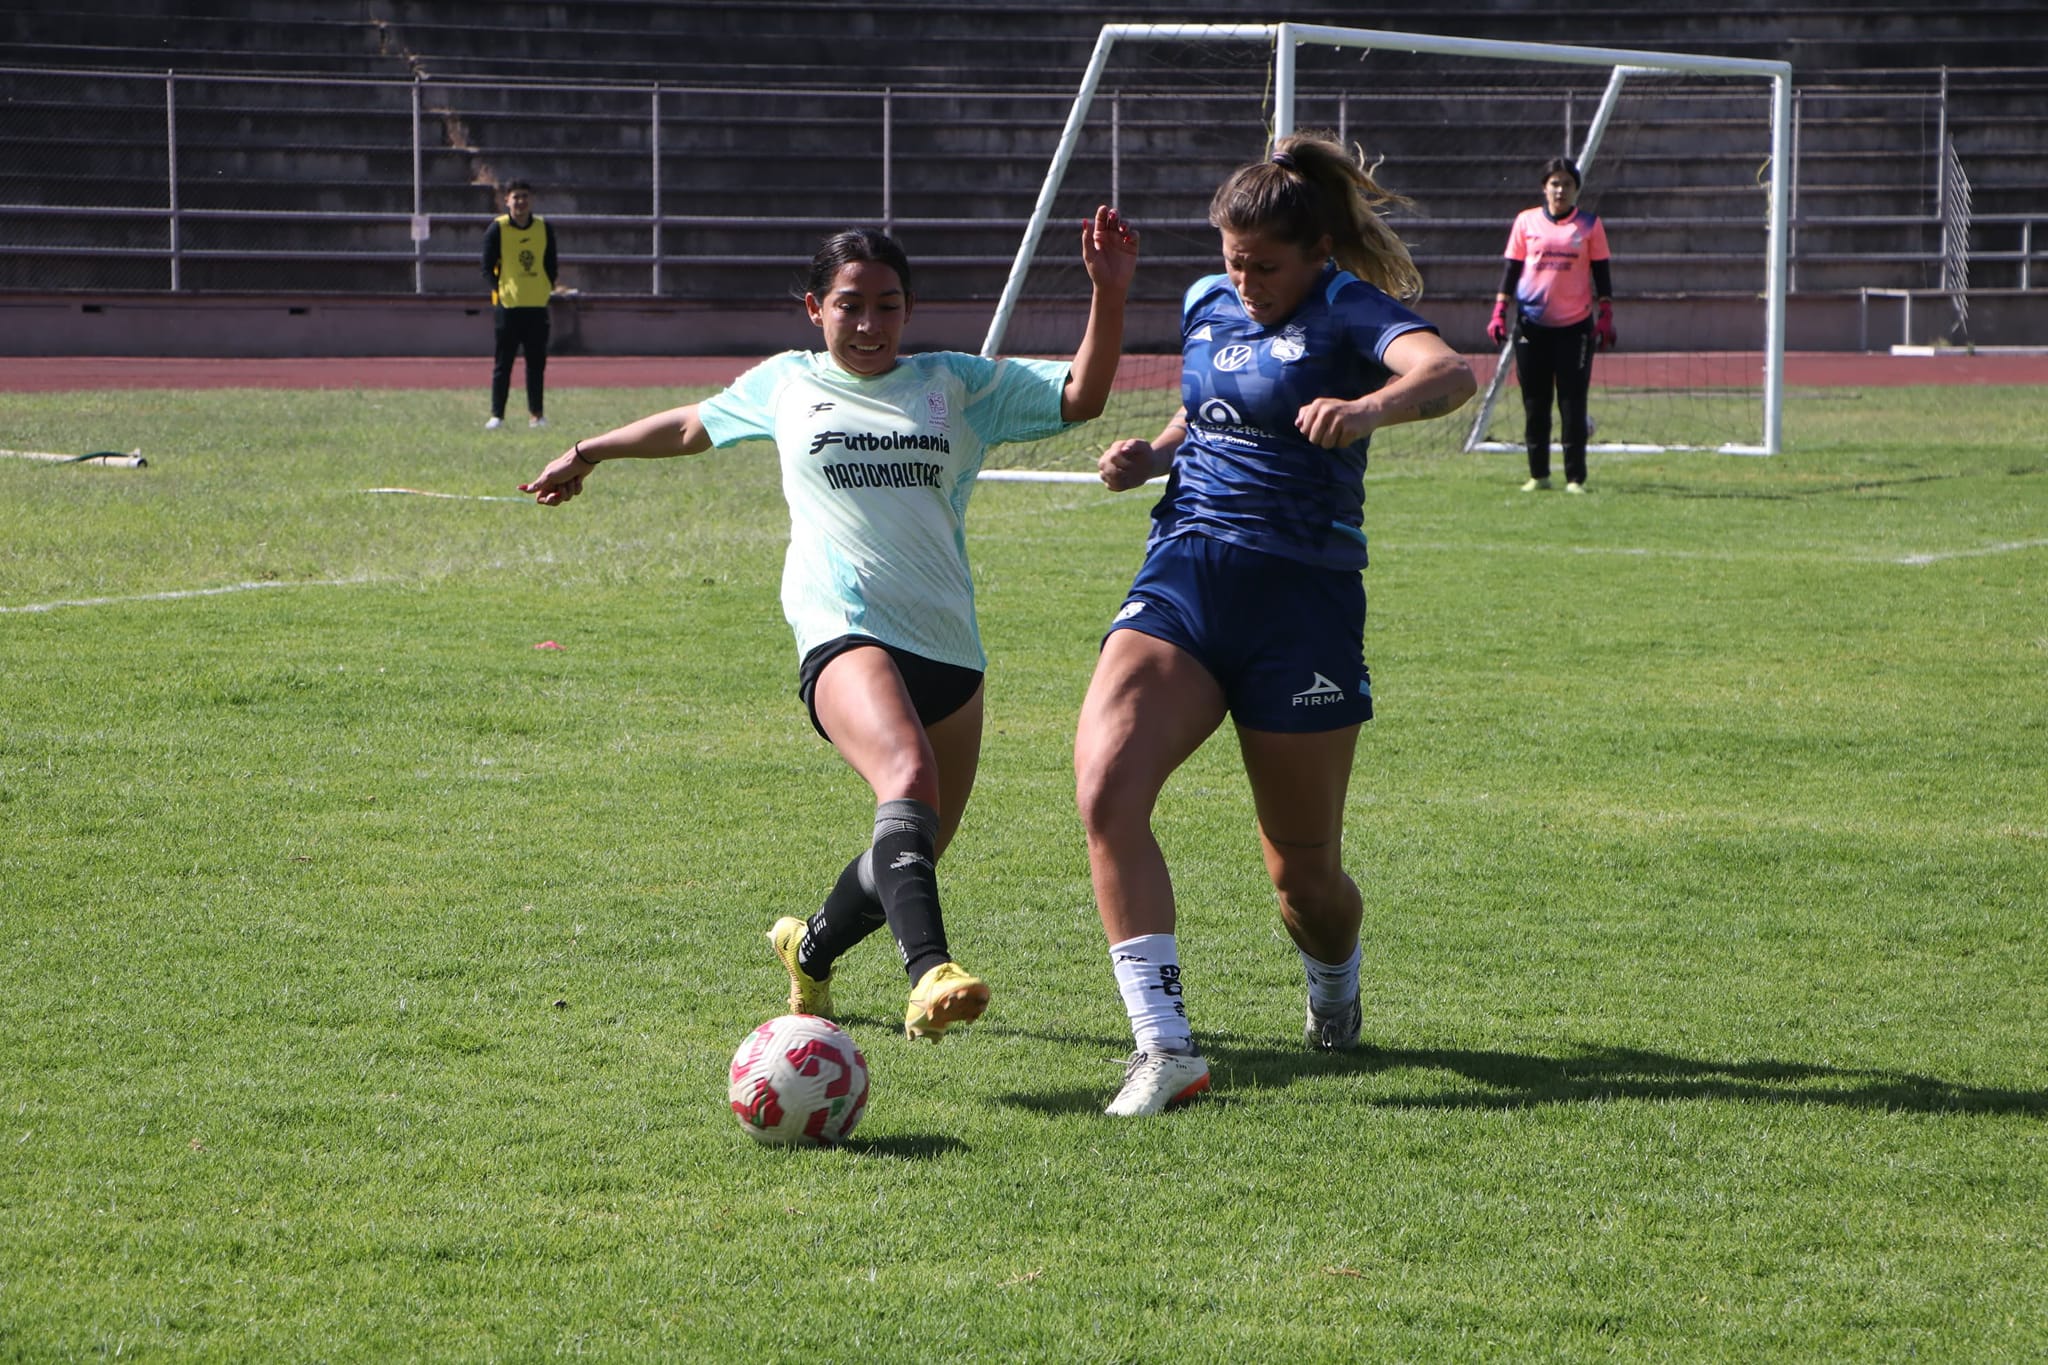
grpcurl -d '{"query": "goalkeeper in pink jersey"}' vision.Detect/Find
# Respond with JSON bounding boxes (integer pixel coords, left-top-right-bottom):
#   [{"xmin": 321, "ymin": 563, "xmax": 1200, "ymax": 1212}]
[{"xmin": 1487, "ymin": 157, "xmax": 1615, "ymax": 494}]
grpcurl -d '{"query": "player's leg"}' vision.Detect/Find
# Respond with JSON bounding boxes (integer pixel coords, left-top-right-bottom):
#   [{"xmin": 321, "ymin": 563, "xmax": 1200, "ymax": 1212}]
[
  {"xmin": 1237, "ymin": 724, "xmax": 1366, "ymax": 1050},
  {"xmin": 1077, "ymin": 627, "xmax": 1226, "ymax": 1113},
  {"xmin": 1557, "ymin": 321, "xmax": 1595, "ymax": 489},
  {"xmin": 1516, "ymin": 325, "xmax": 1556, "ymax": 486},
  {"xmin": 1223, "ymin": 552, "xmax": 1371, "ymax": 1051},
  {"xmin": 523, "ymin": 310, "xmax": 550, "ymax": 424},
  {"xmin": 1076, "ymin": 629, "xmax": 1226, "ymax": 945},
  {"xmin": 488, "ymin": 308, "xmax": 518, "ymax": 425},
  {"xmin": 810, "ymin": 644, "xmax": 988, "ymax": 1039}
]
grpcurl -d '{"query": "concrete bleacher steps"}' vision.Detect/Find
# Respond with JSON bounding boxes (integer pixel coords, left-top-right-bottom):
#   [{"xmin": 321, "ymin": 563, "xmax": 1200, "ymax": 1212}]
[{"xmin": 2, "ymin": 0, "xmax": 2044, "ymax": 340}]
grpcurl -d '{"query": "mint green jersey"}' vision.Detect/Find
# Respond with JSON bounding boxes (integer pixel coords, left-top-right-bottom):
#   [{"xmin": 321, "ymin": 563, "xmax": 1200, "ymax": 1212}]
[{"xmin": 698, "ymin": 349, "xmax": 1072, "ymax": 670}]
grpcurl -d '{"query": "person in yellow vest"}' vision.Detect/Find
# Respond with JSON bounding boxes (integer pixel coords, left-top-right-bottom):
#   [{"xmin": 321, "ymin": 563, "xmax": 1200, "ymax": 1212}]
[{"xmin": 481, "ymin": 181, "xmax": 559, "ymax": 430}]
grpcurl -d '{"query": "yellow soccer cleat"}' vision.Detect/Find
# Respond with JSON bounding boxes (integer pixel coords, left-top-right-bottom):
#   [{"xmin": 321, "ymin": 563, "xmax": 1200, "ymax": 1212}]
[
  {"xmin": 904, "ymin": 961, "xmax": 990, "ymax": 1041},
  {"xmin": 767, "ymin": 916, "xmax": 834, "ymax": 1018}
]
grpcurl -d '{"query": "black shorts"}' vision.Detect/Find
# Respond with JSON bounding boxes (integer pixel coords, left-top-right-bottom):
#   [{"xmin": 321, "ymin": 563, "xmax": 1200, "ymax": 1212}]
[{"xmin": 797, "ymin": 635, "xmax": 984, "ymax": 741}]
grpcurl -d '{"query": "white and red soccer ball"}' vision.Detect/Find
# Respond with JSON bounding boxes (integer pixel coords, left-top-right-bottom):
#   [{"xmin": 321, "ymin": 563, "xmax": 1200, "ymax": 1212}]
[{"xmin": 728, "ymin": 1014, "xmax": 869, "ymax": 1147}]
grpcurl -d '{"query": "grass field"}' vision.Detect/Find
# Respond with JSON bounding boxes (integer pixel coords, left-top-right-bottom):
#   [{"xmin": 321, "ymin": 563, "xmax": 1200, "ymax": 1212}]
[{"xmin": 3, "ymin": 381, "xmax": 2043, "ymax": 1360}]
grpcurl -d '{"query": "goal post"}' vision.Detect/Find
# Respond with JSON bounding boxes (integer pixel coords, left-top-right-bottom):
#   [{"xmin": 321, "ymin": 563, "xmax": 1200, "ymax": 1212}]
[{"xmin": 980, "ymin": 22, "xmax": 1792, "ymax": 476}]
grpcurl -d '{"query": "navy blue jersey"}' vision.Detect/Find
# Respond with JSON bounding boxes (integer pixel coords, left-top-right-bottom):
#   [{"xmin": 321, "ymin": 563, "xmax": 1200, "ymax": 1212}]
[{"xmin": 1151, "ymin": 264, "xmax": 1436, "ymax": 570}]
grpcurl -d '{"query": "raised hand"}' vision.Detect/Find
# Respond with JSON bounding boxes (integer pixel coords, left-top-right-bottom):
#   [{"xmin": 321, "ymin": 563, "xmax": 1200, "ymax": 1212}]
[{"xmin": 1080, "ymin": 205, "xmax": 1139, "ymax": 294}]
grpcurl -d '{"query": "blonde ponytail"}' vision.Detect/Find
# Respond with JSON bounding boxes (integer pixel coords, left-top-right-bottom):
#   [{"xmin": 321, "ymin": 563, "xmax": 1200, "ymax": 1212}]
[{"xmin": 1208, "ymin": 132, "xmax": 1423, "ymax": 301}]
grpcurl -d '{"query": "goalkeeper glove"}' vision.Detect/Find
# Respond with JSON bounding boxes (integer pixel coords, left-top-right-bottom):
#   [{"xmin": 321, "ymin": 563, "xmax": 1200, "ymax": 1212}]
[
  {"xmin": 1487, "ymin": 299, "xmax": 1510, "ymax": 346},
  {"xmin": 1594, "ymin": 300, "xmax": 1617, "ymax": 351}
]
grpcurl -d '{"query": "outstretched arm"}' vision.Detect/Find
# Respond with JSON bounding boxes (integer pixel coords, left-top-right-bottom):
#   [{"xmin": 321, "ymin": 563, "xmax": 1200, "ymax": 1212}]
[
  {"xmin": 1060, "ymin": 205, "xmax": 1139, "ymax": 423},
  {"xmin": 518, "ymin": 404, "xmax": 713, "ymax": 506}
]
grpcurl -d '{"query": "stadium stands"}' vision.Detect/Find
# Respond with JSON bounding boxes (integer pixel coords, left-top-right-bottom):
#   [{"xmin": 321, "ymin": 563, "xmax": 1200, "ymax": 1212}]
[{"xmin": 2, "ymin": 0, "xmax": 2043, "ymax": 349}]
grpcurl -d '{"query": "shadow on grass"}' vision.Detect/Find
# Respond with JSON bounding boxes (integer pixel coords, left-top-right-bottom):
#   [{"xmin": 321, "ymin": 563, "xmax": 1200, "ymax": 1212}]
[
  {"xmin": 990, "ymin": 1037, "xmax": 2045, "ymax": 1119},
  {"xmin": 841, "ymin": 1133, "xmax": 969, "ymax": 1160},
  {"xmin": 1205, "ymin": 1039, "xmax": 2048, "ymax": 1118}
]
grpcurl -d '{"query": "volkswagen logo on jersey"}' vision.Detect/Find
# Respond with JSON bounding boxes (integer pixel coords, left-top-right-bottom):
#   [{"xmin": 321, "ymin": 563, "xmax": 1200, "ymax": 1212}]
[
  {"xmin": 1196, "ymin": 398, "xmax": 1242, "ymax": 427},
  {"xmin": 1213, "ymin": 343, "xmax": 1255, "ymax": 372}
]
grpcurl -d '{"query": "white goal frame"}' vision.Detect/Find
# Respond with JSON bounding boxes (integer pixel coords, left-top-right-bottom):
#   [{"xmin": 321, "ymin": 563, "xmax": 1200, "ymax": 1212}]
[{"xmin": 983, "ymin": 22, "xmax": 1793, "ymax": 457}]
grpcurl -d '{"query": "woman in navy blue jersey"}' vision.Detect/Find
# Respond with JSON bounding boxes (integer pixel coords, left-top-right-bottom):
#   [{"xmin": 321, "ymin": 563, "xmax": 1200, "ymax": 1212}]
[{"xmin": 1076, "ymin": 133, "xmax": 1476, "ymax": 1117}]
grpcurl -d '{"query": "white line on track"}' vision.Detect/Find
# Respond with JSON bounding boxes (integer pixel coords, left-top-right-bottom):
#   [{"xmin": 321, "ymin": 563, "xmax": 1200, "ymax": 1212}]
[{"xmin": 0, "ymin": 577, "xmax": 372, "ymax": 615}]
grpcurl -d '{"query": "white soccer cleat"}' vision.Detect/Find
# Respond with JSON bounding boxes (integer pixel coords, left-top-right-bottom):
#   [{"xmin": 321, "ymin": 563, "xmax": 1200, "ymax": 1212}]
[
  {"xmin": 483, "ymin": 416, "xmax": 505, "ymax": 430},
  {"xmin": 1104, "ymin": 1048, "xmax": 1211, "ymax": 1117},
  {"xmin": 1305, "ymin": 995, "xmax": 1363, "ymax": 1051},
  {"xmin": 1565, "ymin": 481, "xmax": 1586, "ymax": 495},
  {"xmin": 1520, "ymin": 476, "xmax": 1551, "ymax": 492},
  {"xmin": 529, "ymin": 416, "xmax": 549, "ymax": 430}
]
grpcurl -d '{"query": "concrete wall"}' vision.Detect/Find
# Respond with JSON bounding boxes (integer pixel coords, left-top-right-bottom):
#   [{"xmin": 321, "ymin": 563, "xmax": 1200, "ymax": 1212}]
[{"xmin": 12, "ymin": 288, "xmax": 2041, "ymax": 358}]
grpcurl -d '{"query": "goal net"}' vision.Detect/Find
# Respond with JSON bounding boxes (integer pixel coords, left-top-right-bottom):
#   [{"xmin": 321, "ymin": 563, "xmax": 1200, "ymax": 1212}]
[{"xmin": 980, "ymin": 23, "xmax": 1790, "ymax": 479}]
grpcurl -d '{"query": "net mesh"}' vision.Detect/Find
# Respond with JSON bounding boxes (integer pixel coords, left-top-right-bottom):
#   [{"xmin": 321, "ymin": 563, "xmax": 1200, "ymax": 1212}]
[{"xmin": 985, "ymin": 29, "xmax": 1779, "ymax": 472}]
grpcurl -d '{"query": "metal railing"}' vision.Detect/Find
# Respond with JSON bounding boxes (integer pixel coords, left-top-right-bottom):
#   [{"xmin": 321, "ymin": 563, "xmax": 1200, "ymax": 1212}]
[{"xmin": 2, "ymin": 64, "xmax": 2036, "ymax": 299}]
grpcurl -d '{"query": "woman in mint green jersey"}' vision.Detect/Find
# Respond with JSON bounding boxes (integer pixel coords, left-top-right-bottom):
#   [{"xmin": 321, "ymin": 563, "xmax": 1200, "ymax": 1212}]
[{"xmin": 520, "ymin": 210, "xmax": 1138, "ymax": 1042}]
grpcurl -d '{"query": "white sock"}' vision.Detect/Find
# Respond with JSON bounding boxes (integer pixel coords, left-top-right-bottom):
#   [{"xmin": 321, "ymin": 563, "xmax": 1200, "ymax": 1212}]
[
  {"xmin": 1111, "ymin": 934, "xmax": 1194, "ymax": 1054},
  {"xmin": 1301, "ymin": 942, "xmax": 1362, "ymax": 1013}
]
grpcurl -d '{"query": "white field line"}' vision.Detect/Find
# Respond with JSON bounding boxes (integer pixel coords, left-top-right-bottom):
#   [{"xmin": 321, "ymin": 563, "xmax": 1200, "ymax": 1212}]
[
  {"xmin": 0, "ymin": 577, "xmax": 374, "ymax": 615},
  {"xmin": 1394, "ymin": 539, "xmax": 2048, "ymax": 565},
  {"xmin": 363, "ymin": 487, "xmax": 531, "ymax": 503},
  {"xmin": 1894, "ymin": 538, "xmax": 2048, "ymax": 566}
]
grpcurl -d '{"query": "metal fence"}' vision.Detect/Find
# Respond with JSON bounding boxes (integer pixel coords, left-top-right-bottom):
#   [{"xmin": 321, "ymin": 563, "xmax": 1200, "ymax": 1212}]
[{"xmin": 2, "ymin": 64, "xmax": 2041, "ymax": 301}]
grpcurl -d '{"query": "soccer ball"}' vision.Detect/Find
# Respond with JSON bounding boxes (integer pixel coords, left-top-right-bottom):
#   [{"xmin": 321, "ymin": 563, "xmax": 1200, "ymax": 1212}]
[{"xmin": 728, "ymin": 1013, "xmax": 869, "ymax": 1147}]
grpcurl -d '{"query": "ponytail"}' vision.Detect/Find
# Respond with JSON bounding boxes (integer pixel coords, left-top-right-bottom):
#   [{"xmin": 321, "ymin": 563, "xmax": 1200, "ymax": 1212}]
[{"xmin": 1208, "ymin": 132, "xmax": 1423, "ymax": 301}]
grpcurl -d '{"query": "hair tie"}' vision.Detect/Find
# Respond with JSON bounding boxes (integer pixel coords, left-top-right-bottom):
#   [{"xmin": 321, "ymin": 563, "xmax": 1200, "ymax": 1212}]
[{"xmin": 1271, "ymin": 151, "xmax": 1297, "ymax": 170}]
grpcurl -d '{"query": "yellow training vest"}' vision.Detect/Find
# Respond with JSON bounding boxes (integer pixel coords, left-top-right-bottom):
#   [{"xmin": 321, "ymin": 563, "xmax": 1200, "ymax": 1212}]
[{"xmin": 492, "ymin": 214, "xmax": 551, "ymax": 309}]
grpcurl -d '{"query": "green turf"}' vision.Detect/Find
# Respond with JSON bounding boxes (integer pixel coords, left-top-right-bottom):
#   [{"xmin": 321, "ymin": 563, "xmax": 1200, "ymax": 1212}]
[{"xmin": 2, "ymin": 383, "xmax": 2043, "ymax": 1360}]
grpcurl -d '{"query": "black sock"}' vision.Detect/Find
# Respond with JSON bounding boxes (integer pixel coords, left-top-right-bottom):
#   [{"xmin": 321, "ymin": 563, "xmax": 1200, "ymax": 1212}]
[
  {"xmin": 801, "ymin": 853, "xmax": 886, "ymax": 979},
  {"xmin": 869, "ymin": 798, "xmax": 950, "ymax": 984}
]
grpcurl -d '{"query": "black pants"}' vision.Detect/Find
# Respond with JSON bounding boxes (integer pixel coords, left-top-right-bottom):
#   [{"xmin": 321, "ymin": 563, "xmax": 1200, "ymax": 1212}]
[
  {"xmin": 491, "ymin": 305, "xmax": 550, "ymax": 419},
  {"xmin": 1513, "ymin": 317, "xmax": 1595, "ymax": 485}
]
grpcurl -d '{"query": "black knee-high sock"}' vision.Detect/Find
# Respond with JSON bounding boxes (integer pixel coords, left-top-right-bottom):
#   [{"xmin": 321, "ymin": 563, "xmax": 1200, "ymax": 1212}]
[
  {"xmin": 868, "ymin": 797, "xmax": 951, "ymax": 984},
  {"xmin": 800, "ymin": 853, "xmax": 886, "ymax": 980}
]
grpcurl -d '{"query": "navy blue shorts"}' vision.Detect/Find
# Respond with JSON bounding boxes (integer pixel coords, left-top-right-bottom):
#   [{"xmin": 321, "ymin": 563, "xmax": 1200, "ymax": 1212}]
[
  {"xmin": 1105, "ymin": 533, "xmax": 1372, "ymax": 733},
  {"xmin": 797, "ymin": 635, "xmax": 983, "ymax": 741}
]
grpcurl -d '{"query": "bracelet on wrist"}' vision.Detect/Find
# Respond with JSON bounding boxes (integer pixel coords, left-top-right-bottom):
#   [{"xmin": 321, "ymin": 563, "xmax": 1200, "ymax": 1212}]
[{"xmin": 575, "ymin": 441, "xmax": 598, "ymax": 467}]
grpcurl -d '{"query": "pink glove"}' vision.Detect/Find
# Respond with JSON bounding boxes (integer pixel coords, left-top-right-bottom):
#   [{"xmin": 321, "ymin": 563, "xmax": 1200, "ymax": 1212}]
[
  {"xmin": 1487, "ymin": 300, "xmax": 1509, "ymax": 346},
  {"xmin": 1594, "ymin": 300, "xmax": 1616, "ymax": 351}
]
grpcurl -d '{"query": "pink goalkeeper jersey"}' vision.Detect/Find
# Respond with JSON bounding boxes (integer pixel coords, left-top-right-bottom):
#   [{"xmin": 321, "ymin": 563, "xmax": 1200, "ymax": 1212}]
[{"xmin": 1504, "ymin": 207, "xmax": 1610, "ymax": 327}]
